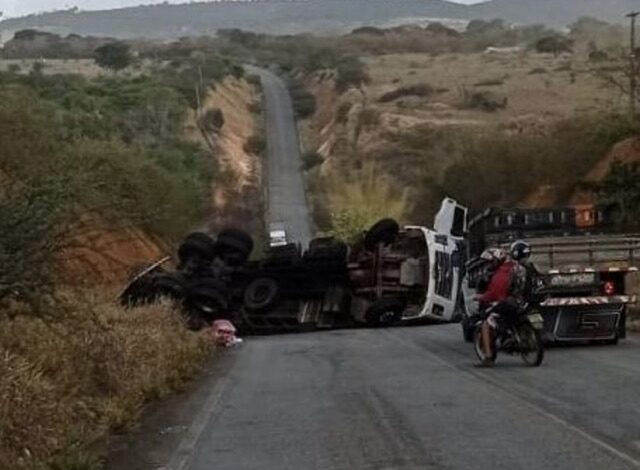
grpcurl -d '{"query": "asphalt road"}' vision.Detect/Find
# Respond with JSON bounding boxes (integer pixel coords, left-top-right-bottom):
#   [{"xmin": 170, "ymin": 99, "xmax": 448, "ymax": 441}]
[
  {"xmin": 149, "ymin": 67, "xmax": 640, "ymax": 470},
  {"xmin": 176, "ymin": 324, "xmax": 640, "ymax": 470},
  {"xmin": 245, "ymin": 65, "xmax": 313, "ymax": 248}
]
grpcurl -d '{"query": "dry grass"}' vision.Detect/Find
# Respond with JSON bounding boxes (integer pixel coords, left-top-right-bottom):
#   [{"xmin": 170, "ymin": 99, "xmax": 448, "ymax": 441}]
[
  {"xmin": 0, "ymin": 293, "xmax": 212, "ymax": 470},
  {"xmin": 363, "ymin": 52, "xmax": 623, "ymax": 123},
  {"xmin": 326, "ymin": 164, "xmax": 409, "ymax": 242}
]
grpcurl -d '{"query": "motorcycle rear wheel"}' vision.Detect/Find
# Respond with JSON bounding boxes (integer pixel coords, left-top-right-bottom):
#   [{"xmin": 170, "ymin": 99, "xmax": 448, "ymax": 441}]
[{"xmin": 518, "ymin": 323, "xmax": 545, "ymax": 367}]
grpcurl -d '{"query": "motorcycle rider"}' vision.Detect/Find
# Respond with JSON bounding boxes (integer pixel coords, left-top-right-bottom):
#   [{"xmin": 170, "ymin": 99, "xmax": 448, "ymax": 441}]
[
  {"xmin": 510, "ymin": 240, "xmax": 538, "ymax": 301},
  {"xmin": 476, "ymin": 247, "xmax": 527, "ymax": 366}
]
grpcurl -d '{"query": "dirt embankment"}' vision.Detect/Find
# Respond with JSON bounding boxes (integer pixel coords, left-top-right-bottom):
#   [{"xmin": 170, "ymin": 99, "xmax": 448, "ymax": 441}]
[
  {"xmin": 186, "ymin": 76, "xmax": 264, "ymax": 238},
  {"xmin": 59, "ymin": 214, "xmax": 167, "ymax": 286},
  {"xmin": 570, "ymin": 137, "xmax": 640, "ymax": 205},
  {"xmin": 301, "ymin": 51, "xmax": 612, "ymax": 176}
]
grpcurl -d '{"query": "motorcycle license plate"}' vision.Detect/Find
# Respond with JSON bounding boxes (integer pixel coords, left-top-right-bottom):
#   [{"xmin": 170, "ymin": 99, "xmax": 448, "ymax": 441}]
[{"xmin": 528, "ymin": 313, "xmax": 544, "ymax": 325}]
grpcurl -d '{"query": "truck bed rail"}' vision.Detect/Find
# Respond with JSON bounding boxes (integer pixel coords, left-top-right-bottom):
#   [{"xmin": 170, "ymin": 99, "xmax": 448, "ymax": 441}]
[{"xmin": 515, "ymin": 235, "xmax": 640, "ymax": 271}]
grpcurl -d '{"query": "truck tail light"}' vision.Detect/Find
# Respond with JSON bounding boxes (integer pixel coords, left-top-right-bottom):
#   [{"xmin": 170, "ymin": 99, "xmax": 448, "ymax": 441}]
[{"xmin": 603, "ymin": 281, "xmax": 616, "ymax": 296}]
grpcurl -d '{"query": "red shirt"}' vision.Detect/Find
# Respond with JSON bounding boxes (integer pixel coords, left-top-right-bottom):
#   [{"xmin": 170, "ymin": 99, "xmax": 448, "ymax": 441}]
[{"xmin": 480, "ymin": 261, "xmax": 514, "ymax": 303}]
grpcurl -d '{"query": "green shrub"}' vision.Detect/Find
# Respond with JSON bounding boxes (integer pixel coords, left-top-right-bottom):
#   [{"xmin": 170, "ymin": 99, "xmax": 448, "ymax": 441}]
[
  {"xmin": 94, "ymin": 42, "xmax": 133, "ymax": 71},
  {"xmin": 335, "ymin": 56, "xmax": 370, "ymax": 92},
  {"xmin": 302, "ymin": 151, "xmax": 324, "ymax": 171},
  {"xmin": 534, "ymin": 36, "xmax": 573, "ymax": 55},
  {"xmin": 289, "ymin": 82, "xmax": 317, "ymax": 119},
  {"xmin": 244, "ymin": 135, "xmax": 267, "ymax": 156}
]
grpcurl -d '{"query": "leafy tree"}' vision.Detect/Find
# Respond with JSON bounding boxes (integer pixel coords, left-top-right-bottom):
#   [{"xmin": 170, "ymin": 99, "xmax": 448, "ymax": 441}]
[
  {"xmin": 94, "ymin": 42, "xmax": 133, "ymax": 71},
  {"xmin": 534, "ymin": 36, "xmax": 573, "ymax": 56},
  {"xmin": 335, "ymin": 56, "xmax": 370, "ymax": 92}
]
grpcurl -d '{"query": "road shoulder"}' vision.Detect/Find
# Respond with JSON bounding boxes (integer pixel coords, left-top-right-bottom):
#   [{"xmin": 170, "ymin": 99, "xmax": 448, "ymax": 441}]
[{"xmin": 105, "ymin": 350, "xmax": 238, "ymax": 470}]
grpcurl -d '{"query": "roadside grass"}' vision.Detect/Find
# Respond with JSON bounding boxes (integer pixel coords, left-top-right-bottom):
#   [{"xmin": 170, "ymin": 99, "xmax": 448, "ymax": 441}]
[
  {"xmin": 0, "ymin": 294, "xmax": 212, "ymax": 470},
  {"xmin": 326, "ymin": 164, "xmax": 409, "ymax": 242}
]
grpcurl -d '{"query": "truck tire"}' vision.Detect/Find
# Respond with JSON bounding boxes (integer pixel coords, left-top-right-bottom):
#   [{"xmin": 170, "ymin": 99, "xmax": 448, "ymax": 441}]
[
  {"xmin": 364, "ymin": 218, "xmax": 399, "ymax": 251},
  {"xmin": 215, "ymin": 237, "xmax": 252, "ymax": 266},
  {"xmin": 178, "ymin": 232, "xmax": 217, "ymax": 265},
  {"xmin": 365, "ymin": 298, "xmax": 404, "ymax": 327},
  {"xmin": 119, "ymin": 266, "xmax": 161, "ymax": 307},
  {"xmin": 264, "ymin": 243, "xmax": 301, "ymax": 266},
  {"xmin": 244, "ymin": 278, "xmax": 280, "ymax": 311},
  {"xmin": 153, "ymin": 273, "xmax": 187, "ymax": 301},
  {"xmin": 304, "ymin": 240, "xmax": 348, "ymax": 262},
  {"xmin": 187, "ymin": 278, "xmax": 228, "ymax": 319},
  {"xmin": 190, "ymin": 277, "xmax": 227, "ymax": 293},
  {"xmin": 218, "ymin": 228, "xmax": 254, "ymax": 253}
]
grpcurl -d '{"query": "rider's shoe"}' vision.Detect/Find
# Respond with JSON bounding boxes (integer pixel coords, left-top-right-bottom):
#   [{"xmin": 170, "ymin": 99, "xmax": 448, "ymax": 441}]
[{"xmin": 476, "ymin": 359, "xmax": 495, "ymax": 368}]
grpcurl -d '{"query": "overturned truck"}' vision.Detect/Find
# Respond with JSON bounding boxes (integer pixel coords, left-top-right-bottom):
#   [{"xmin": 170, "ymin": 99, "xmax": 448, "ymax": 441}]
[{"xmin": 120, "ymin": 199, "xmax": 468, "ymax": 332}]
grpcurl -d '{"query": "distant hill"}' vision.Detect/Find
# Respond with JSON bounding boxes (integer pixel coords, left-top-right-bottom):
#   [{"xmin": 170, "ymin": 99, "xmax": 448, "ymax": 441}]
[
  {"xmin": 469, "ymin": 0, "xmax": 639, "ymax": 27},
  {"xmin": 0, "ymin": 1, "xmax": 469, "ymax": 39},
  {"xmin": 0, "ymin": 0, "xmax": 634, "ymax": 40}
]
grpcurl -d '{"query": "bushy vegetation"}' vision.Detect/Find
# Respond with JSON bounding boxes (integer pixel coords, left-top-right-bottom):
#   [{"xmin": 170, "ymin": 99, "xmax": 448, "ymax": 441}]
[
  {"xmin": 1, "ymin": 29, "xmax": 111, "ymax": 59},
  {"xmin": 534, "ymin": 35, "xmax": 574, "ymax": 55},
  {"xmin": 0, "ymin": 81, "xmax": 211, "ymax": 309},
  {"xmin": 334, "ymin": 56, "xmax": 371, "ymax": 92},
  {"xmin": 94, "ymin": 41, "xmax": 133, "ymax": 71},
  {"xmin": 307, "ymin": 112, "xmax": 636, "ymax": 228},
  {"xmin": 327, "ymin": 164, "xmax": 409, "ymax": 243},
  {"xmin": 0, "ymin": 297, "xmax": 211, "ymax": 470},
  {"xmin": 0, "ymin": 36, "xmax": 250, "ymax": 309},
  {"xmin": 301, "ymin": 151, "xmax": 324, "ymax": 171},
  {"xmin": 0, "ymin": 39, "xmax": 244, "ymax": 468},
  {"xmin": 428, "ymin": 113, "xmax": 636, "ymax": 215},
  {"xmin": 244, "ymin": 135, "xmax": 267, "ymax": 156},
  {"xmin": 289, "ymin": 80, "xmax": 317, "ymax": 118}
]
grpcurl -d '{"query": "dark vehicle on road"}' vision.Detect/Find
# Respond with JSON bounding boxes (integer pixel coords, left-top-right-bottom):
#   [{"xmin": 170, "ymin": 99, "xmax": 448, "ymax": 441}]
[{"xmin": 460, "ymin": 205, "xmax": 639, "ymax": 344}]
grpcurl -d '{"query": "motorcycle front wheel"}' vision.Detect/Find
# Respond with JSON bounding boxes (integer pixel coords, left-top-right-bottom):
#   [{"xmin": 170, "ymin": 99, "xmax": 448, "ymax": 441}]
[
  {"xmin": 474, "ymin": 324, "xmax": 497, "ymax": 365},
  {"xmin": 518, "ymin": 323, "xmax": 545, "ymax": 367}
]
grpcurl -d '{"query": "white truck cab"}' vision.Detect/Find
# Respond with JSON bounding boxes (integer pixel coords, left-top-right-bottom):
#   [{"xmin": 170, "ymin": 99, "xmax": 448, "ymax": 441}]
[
  {"xmin": 348, "ymin": 198, "xmax": 468, "ymax": 326},
  {"xmin": 406, "ymin": 199, "xmax": 467, "ymax": 321}
]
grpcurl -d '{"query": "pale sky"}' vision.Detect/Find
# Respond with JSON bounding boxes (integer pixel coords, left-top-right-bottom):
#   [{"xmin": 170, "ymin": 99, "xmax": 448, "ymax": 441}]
[{"xmin": 0, "ymin": 0, "xmax": 486, "ymax": 19}]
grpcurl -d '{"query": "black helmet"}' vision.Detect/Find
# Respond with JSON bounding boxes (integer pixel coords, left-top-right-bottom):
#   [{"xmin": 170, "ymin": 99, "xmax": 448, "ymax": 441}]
[{"xmin": 510, "ymin": 240, "xmax": 531, "ymax": 261}]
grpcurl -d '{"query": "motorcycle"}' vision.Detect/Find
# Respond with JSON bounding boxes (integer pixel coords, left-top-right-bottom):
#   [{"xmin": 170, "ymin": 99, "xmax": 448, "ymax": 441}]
[{"xmin": 473, "ymin": 303, "xmax": 545, "ymax": 367}]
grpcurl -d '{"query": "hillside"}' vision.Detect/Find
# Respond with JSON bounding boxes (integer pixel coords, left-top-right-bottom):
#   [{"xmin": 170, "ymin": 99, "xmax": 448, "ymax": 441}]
[
  {"xmin": 1, "ymin": 0, "xmax": 637, "ymax": 40},
  {"xmin": 0, "ymin": 0, "xmax": 468, "ymax": 39},
  {"xmin": 470, "ymin": 0, "xmax": 640, "ymax": 27}
]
